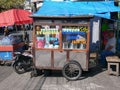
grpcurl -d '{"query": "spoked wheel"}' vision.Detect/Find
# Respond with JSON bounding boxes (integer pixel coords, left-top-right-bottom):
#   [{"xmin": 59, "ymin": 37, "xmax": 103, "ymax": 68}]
[
  {"xmin": 62, "ymin": 61, "xmax": 82, "ymax": 81},
  {"xmin": 13, "ymin": 62, "xmax": 25, "ymax": 74}
]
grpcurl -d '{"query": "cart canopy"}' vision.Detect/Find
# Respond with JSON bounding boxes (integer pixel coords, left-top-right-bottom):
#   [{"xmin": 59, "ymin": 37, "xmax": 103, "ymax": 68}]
[
  {"xmin": 32, "ymin": 1, "xmax": 120, "ymax": 19},
  {"xmin": 0, "ymin": 9, "xmax": 33, "ymax": 27}
]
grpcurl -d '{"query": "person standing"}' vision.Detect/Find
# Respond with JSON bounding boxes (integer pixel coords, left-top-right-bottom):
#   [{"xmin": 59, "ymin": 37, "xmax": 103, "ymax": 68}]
[
  {"xmin": 24, "ymin": 31, "xmax": 29, "ymax": 44},
  {"xmin": 4, "ymin": 26, "xmax": 9, "ymax": 36}
]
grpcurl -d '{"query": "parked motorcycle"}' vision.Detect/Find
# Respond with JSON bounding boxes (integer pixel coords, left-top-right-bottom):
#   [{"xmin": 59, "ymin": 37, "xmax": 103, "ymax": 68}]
[{"xmin": 12, "ymin": 51, "xmax": 33, "ymax": 74}]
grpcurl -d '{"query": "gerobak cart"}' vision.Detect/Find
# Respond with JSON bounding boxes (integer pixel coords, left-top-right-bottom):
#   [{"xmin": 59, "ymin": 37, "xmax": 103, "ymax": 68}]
[
  {"xmin": 31, "ymin": 15, "xmax": 98, "ymax": 80},
  {"xmin": 0, "ymin": 45, "xmax": 13, "ymax": 65},
  {"xmin": 0, "ymin": 42, "xmax": 25, "ymax": 65}
]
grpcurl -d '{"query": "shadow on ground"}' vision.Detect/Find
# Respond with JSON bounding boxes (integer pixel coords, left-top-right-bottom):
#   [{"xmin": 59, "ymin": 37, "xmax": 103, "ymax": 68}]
[
  {"xmin": 80, "ymin": 66, "xmax": 107, "ymax": 80},
  {"xmin": 35, "ymin": 65, "xmax": 107, "ymax": 81}
]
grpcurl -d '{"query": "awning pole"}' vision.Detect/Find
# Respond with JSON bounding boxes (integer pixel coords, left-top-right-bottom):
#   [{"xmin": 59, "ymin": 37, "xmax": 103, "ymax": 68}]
[{"xmin": 15, "ymin": 24, "xmax": 18, "ymax": 32}]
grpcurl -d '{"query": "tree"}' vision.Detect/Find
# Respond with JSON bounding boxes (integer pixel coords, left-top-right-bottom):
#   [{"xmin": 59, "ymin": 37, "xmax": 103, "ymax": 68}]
[{"xmin": 0, "ymin": 0, "xmax": 25, "ymax": 12}]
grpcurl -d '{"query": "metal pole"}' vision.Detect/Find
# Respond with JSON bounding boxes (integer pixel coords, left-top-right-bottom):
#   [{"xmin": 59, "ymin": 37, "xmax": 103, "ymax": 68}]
[{"xmin": 15, "ymin": 24, "xmax": 18, "ymax": 32}]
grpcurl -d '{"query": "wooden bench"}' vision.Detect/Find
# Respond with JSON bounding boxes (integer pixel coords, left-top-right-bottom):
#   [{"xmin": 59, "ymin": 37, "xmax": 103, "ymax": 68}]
[{"xmin": 106, "ymin": 56, "xmax": 120, "ymax": 76}]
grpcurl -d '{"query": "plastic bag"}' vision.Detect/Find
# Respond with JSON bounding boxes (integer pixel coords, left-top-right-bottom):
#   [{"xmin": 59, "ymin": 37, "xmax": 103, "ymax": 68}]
[{"xmin": 1, "ymin": 36, "xmax": 12, "ymax": 45}]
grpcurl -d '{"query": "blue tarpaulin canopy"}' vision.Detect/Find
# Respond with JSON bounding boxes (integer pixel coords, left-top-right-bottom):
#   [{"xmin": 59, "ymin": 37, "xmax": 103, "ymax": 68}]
[{"xmin": 32, "ymin": 1, "xmax": 120, "ymax": 19}]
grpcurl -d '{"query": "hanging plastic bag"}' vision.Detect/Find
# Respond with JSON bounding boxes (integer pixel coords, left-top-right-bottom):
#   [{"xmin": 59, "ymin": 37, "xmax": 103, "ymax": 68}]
[{"xmin": 1, "ymin": 36, "xmax": 12, "ymax": 45}]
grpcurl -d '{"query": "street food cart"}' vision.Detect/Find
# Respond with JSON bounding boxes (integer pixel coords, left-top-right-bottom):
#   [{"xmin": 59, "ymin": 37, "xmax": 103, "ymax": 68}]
[
  {"xmin": 31, "ymin": 15, "xmax": 99, "ymax": 80},
  {"xmin": 0, "ymin": 45, "xmax": 13, "ymax": 64},
  {"xmin": 0, "ymin": 37, "xmax": 25, "ymax": 65}
]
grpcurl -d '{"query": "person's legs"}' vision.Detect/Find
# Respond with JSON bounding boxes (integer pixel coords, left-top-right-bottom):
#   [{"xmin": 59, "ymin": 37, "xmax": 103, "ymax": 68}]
[{"xmin": 100, "ymin": 50, "xmax": 114, "ymax": 67}]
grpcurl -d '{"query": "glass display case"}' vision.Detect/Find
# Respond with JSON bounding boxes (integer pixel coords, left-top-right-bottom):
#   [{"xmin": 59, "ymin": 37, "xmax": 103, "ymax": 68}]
[
  {"xmin": 35, "ymin": 25, "xmax": 60, "ymax": 49},
  {"xmin": 34, "ymin": 24, "xmax": 88, "ymax": 50},
  {"xmin": 62, "ymin": 26, "xmax": 87, "ymax": 50}
]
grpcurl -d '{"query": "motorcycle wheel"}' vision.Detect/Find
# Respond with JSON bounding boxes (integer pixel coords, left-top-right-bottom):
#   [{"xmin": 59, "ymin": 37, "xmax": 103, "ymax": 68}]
[{"xmin": 13, "ymin": 62, "xmax": 26, "ymax": 74}]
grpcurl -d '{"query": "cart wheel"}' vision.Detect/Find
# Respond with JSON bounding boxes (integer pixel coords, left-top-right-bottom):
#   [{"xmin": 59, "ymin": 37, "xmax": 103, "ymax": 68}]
[{"xmin": 62, "ymin": 60, "xmax": 82, "ymax": 81}]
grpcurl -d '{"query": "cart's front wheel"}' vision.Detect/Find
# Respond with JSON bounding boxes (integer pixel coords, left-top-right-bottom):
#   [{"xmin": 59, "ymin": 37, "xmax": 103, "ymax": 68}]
[{"xmin": 62, "ymin": 60, "xmax": 82, "ymax": 81}]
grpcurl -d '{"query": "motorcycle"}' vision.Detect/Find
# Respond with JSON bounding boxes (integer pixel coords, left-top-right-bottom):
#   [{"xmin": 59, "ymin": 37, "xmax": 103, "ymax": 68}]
[{"xmin": 12, "ymin": 51, "xmax": 33, "ymax": 74}]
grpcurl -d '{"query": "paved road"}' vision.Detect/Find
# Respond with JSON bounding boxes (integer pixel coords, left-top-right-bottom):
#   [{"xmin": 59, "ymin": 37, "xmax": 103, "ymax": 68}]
[
  {"xmin": 1, "ymin": 31, "xmax": 120, "ymax": 90},
  {"xmin": 0, "ymin": 65, "xmax": 120, "ymax": 90}
]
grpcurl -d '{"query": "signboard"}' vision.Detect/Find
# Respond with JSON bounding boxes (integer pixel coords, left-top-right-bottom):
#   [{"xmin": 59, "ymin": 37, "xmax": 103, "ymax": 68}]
[{"xmin": 92, "ymin": 17, "xmax": 101, "ymax": 43}]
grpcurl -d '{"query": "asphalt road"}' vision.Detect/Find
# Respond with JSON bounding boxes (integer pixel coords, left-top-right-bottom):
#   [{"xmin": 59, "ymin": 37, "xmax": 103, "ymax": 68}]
[{"xmin": 0, "ymin": 65, "xmax": 120, "ymax": 90}]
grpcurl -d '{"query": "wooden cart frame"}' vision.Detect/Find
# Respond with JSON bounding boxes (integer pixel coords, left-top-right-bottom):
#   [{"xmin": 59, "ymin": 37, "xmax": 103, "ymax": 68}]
[{"xmin": 32, "ymin": 16, "xmax": 96, "ymax": 80}]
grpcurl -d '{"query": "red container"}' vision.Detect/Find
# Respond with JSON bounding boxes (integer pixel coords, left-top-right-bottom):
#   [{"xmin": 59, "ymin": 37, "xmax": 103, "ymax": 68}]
[{"xmin": 0, "ymin": 45, "xmax": 13, "ymax": 51}]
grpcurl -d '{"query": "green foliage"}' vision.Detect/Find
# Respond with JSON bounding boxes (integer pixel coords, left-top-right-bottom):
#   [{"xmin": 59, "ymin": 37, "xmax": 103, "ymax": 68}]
[{"xmin": 0, "ymin": 0, "xmax": 25, "ymax": 12}]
